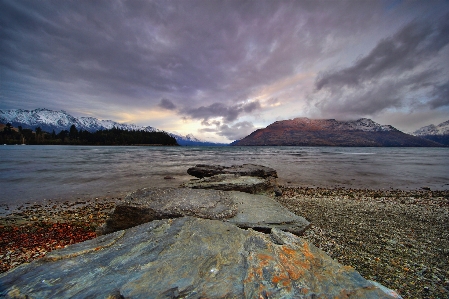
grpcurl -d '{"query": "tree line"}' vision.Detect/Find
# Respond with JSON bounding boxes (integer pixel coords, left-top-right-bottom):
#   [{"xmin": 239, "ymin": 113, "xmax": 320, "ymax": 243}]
[{"xmin": 0, "ymin": 123, "xmax": 179, "ymax": 146}]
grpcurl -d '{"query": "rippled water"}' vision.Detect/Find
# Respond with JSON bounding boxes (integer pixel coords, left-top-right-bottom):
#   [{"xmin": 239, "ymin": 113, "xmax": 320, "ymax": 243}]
[{"xmin": 0, "ymin": 145, "xmax": 448, "ymax": 206}]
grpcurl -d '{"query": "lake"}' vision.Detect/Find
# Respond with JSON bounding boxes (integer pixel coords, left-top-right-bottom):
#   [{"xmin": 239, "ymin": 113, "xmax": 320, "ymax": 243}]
[{"xmin": 1, "ymin": 145, "xmax": 448, "ymax": 208}]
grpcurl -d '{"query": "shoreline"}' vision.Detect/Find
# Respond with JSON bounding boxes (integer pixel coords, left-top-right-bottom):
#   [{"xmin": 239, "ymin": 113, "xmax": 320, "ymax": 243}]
[{"xmin": 1, "ymin": 186, "xmax": 448, "ymax": 298}]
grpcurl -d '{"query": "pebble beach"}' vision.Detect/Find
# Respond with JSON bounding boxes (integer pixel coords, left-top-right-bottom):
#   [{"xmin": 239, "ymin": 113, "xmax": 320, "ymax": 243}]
[
  {"xmin": 1, "ymin": 186, "xmax": 448, "ymax": 299},
  {"xmin": 277, "ymin": 187, "xmax": 449, "ymax": 299}
]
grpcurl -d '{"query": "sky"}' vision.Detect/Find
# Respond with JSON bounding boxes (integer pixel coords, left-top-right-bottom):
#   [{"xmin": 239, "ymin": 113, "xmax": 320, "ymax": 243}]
[{"xmin": 1, "ymin": 0, "xmax": 448, "ymax": 142}]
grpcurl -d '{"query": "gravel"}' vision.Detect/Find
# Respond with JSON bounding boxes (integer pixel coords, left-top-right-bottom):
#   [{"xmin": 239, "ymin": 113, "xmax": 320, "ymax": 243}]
[{"xmin": 276, "ymin": 186, "xmax": 449, "ymax": 299}]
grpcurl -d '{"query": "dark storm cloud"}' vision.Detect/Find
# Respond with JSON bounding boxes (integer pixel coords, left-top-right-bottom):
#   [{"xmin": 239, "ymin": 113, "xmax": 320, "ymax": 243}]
[
  {"xmin": 316, "ymin": 16, "xmax": 449, "ymax": 90},
  {"xmin": 429, "ymin": 81, "xmax": 449, "ymax": 108},
  {"xmin": 311, "ymin": 13, "xmax": 449, "ymax": 117},
  {"xmin": 0, "ymin": 0, "xmax": 388, "ymax": 110},
  {"xmin": 182, "ymin": 100, "xmax": 261, "ymax": 122},
  {"xmin": 158, "ymin": 98, "xmax": 177, "ymax": 110}
]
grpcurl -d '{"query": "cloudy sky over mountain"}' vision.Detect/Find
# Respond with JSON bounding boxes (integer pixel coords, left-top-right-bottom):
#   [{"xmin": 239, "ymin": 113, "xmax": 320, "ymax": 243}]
[{"xmin": 1, "ymin": 0, "xmax": 448, "ymax": 142}]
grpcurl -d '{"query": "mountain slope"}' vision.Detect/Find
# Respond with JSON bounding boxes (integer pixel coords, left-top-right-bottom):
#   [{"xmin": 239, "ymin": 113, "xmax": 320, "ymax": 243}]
[
  {"xmin": 412, "ymin": 120, "xmax": 449, "ymax": 146},
  {"xmin": 231, "ymin": 118, "xmax": 442, "ymax": 147},
  {"xmin": 0, "ymin": 108, "xmax": 226, "ymax": 146}
]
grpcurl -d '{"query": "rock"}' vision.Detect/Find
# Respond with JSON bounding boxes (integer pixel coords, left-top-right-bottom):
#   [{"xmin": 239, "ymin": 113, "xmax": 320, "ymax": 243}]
[
  {"xmin": 227, "ymin": 191, "xmax": 310, "ymax": 235},
  {"xmin": 98, "ymin": 188, "xmax": 310, "ymax": 236},
  {"xmin": 187, "ymin": 163, "xmax": 278, "ymax": 179},
  {"xmin": 0, "ymin": 217, "xmax": 401, "ymax": 298},
  {"xmin": 184, "ymin": 164, "xmax": 281, "ymax": 196},
  {"xmin": 182, "ymin": 174, "xmax": 278, "ymax": 195},
  {"xmin": 98, "ymin": 188, "xmax": 238, "ymax": 235}
]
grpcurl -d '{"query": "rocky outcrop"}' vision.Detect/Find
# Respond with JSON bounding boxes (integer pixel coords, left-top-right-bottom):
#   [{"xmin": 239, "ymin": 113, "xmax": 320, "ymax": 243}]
[
  {"xmin": 187, "ymin": 163, "xmax": 278, "ymax": 179},
  {"xmin": 99, "ymin": 187, "xmax": 310, "ymax": 236},
  {"xmin": 231, "ymin": 117, "xmax": 443, "ymax": 146},
  {"xmin": 184, "ymin": 164, "xmax": 281, "ymax": 196},
  {"xmin": 0, "ymin": 217, "xmax": 401, "ymax": 298}
]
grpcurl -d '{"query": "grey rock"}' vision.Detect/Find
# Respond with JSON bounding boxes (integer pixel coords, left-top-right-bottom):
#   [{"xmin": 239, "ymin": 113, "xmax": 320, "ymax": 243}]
[
  {"xmin": 99, "ymin": 188, "xmax": 309, "ymax": 236},
  {"xmin": 187, "ymin": 163, "xmax": 278, "ymax": 178},
  {"xmin": 0, "ymin": 217, "xmax": 401, "ymax": 299},
  {"xmin": 227, "ymin": 191, "xmax": 310, "ymax": 235},
  {"xmin": 98, "ymin": 187, "xmax": 238, "ymax": 235},
  {"xmin": 182, "ymin": 174, "xmax": 278, "ymax": 195}
]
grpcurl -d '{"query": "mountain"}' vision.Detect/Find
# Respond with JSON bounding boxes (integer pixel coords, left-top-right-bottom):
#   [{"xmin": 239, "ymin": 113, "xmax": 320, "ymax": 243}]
[
  {"xmin": 231, "ymin": 117, "xmax": 443, "ymax": 147},
  {"xmin": 412, "ymin": 120, "xmax": 449, "ymax": 146},
  {"xmin": 0, "ymin": 108, "xmax": 227, "ymax": 146}
]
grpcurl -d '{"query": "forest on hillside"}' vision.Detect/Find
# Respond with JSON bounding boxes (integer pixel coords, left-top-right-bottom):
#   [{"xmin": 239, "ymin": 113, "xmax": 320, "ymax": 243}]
[{"xmin": 0, "ymin": 123, "xmax": 178, "ymax": 146}]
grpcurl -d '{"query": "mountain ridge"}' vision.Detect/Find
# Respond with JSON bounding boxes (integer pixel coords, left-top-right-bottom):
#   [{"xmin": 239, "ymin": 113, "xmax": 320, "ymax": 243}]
[
  {"xmin": 231, "ymin": 117, "xmax": 443, "ymax": 147},
  {"xmin": 412, "ymin": 120, "xmax": 449, "ymax": 136},
  {"xmin": 411, "ymin": 120, "xmax": 449, "ymax": 146},
  {"xmin": 0, "ymin": 108, "xmax": 227, "ymax": 146}
]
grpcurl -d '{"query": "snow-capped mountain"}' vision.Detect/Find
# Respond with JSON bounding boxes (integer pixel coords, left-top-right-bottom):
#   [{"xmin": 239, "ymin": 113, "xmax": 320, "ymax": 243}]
[
  {"xmin": 411, "ymin": 120, "xmax": 449, "ymax": 146},
  {"xmin": 0, "ymin": 108, "xmax": 227, "ymax": 146},
  {"xmin": 412, "ymin": 120, "xmax": 449, "ymax": 136},
  {"xmin": 231, "ymin": 117, "xmax": 441, "ymax": 146},
  {"xmin": 342, "ymin": 118, "xmax": 396, "ymax": 132}
]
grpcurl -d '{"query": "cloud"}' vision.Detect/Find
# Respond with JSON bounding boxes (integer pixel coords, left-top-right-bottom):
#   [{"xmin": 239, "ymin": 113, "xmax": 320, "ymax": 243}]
[
  {"xmin": 182, "ymin": 100, "xmax": 261, "ymax": 122},
  {"xmin": 0, "ymin": 0, "xmax": 393, "ymax": 113},
  {"xmin": 429, "ymin": 81, "xmax": 449, "ymax": 109},
  {"xmin": 200, "ymin": 121, "xmax": 256, "ymax": 141},
  {"xmin": 158, "ymin": 98, "xmax": 177, "ymax": 110},
  {"xmin": 315, "ymin": 15, "xmax": 449, "ymax": 90},
  {"xmin": 309, "ymin": 14, "xmax": 449, "ymax": 118}
]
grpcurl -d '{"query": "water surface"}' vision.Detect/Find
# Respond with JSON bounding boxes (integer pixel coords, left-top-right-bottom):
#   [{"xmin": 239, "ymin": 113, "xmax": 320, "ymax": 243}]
[{"xmin": 1, "ymin": 145, "xmax": 448, "ymax": 207}]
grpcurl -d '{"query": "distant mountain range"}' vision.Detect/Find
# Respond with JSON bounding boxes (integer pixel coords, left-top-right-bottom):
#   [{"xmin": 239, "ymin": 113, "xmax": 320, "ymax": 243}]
[
  {"xmin": 231, "ymin": 117, "xmax": 446, "ymax": 147},
  {"xmin": 411, "ymin": 120, "xmax": 449, "ymax": 146},
  {"xmin": 0, "ymin": 108, "xmax": 226, "ymax": 146}
]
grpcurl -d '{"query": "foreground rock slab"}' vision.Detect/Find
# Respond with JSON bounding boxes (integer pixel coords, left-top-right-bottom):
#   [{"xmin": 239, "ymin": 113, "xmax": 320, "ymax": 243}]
[
  {"xmin": 99, "ymin": 188, "xmax": 310, "ymax": 236},
  {"xmin": 0, "ymin": 217, "xmax": 400, "ymax": 299},
  {"xmin": 187, "ymin": 163, "xmax": 278, "ymax": 179}
]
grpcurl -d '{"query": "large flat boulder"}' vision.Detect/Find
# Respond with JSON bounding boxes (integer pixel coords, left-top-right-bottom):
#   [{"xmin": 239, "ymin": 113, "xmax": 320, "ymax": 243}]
[
  {"xmin": 0, "ymin": 217, "xmax": 401, "ymax": 298},
  {"xmin": 99, "ymin": 188, "xmax": 310, "ymax": 236},
  {"xmin": 98, "ymin": 188, "xmax": 238, "ymax": 235},
  {"xmin": 187, "ymin": 163, "xmax": 278, "ymax": 178}
]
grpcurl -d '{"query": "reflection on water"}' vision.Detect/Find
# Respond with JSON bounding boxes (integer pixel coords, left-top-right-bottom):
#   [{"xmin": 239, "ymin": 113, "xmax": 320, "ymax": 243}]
[{"xmin": 0, "ymin": 145, "xmax": 448, "ymax": 205}]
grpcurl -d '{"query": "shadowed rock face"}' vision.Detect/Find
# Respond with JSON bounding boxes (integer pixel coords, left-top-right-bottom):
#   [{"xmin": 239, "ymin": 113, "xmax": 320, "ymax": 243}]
[
  {"xmin": 98, "ymin": 188, "xmax": 310, "ymax": 236},
  {"xmin": 0, "ymin": 217, "xmax": 400, "ymax": 299},
  {"xmin": 187, "ymin": 164, "xmax": 278, "ymax": 179}
]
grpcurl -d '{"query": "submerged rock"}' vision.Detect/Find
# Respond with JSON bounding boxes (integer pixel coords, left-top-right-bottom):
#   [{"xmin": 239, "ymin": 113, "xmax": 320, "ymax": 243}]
[
  {"xmin": 99, "ymin": 188, "xmax": 310, "ymax": 236},
  {"xmin": 0, "ymin": 217, "xmax": 401, "ymax": 298}
]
